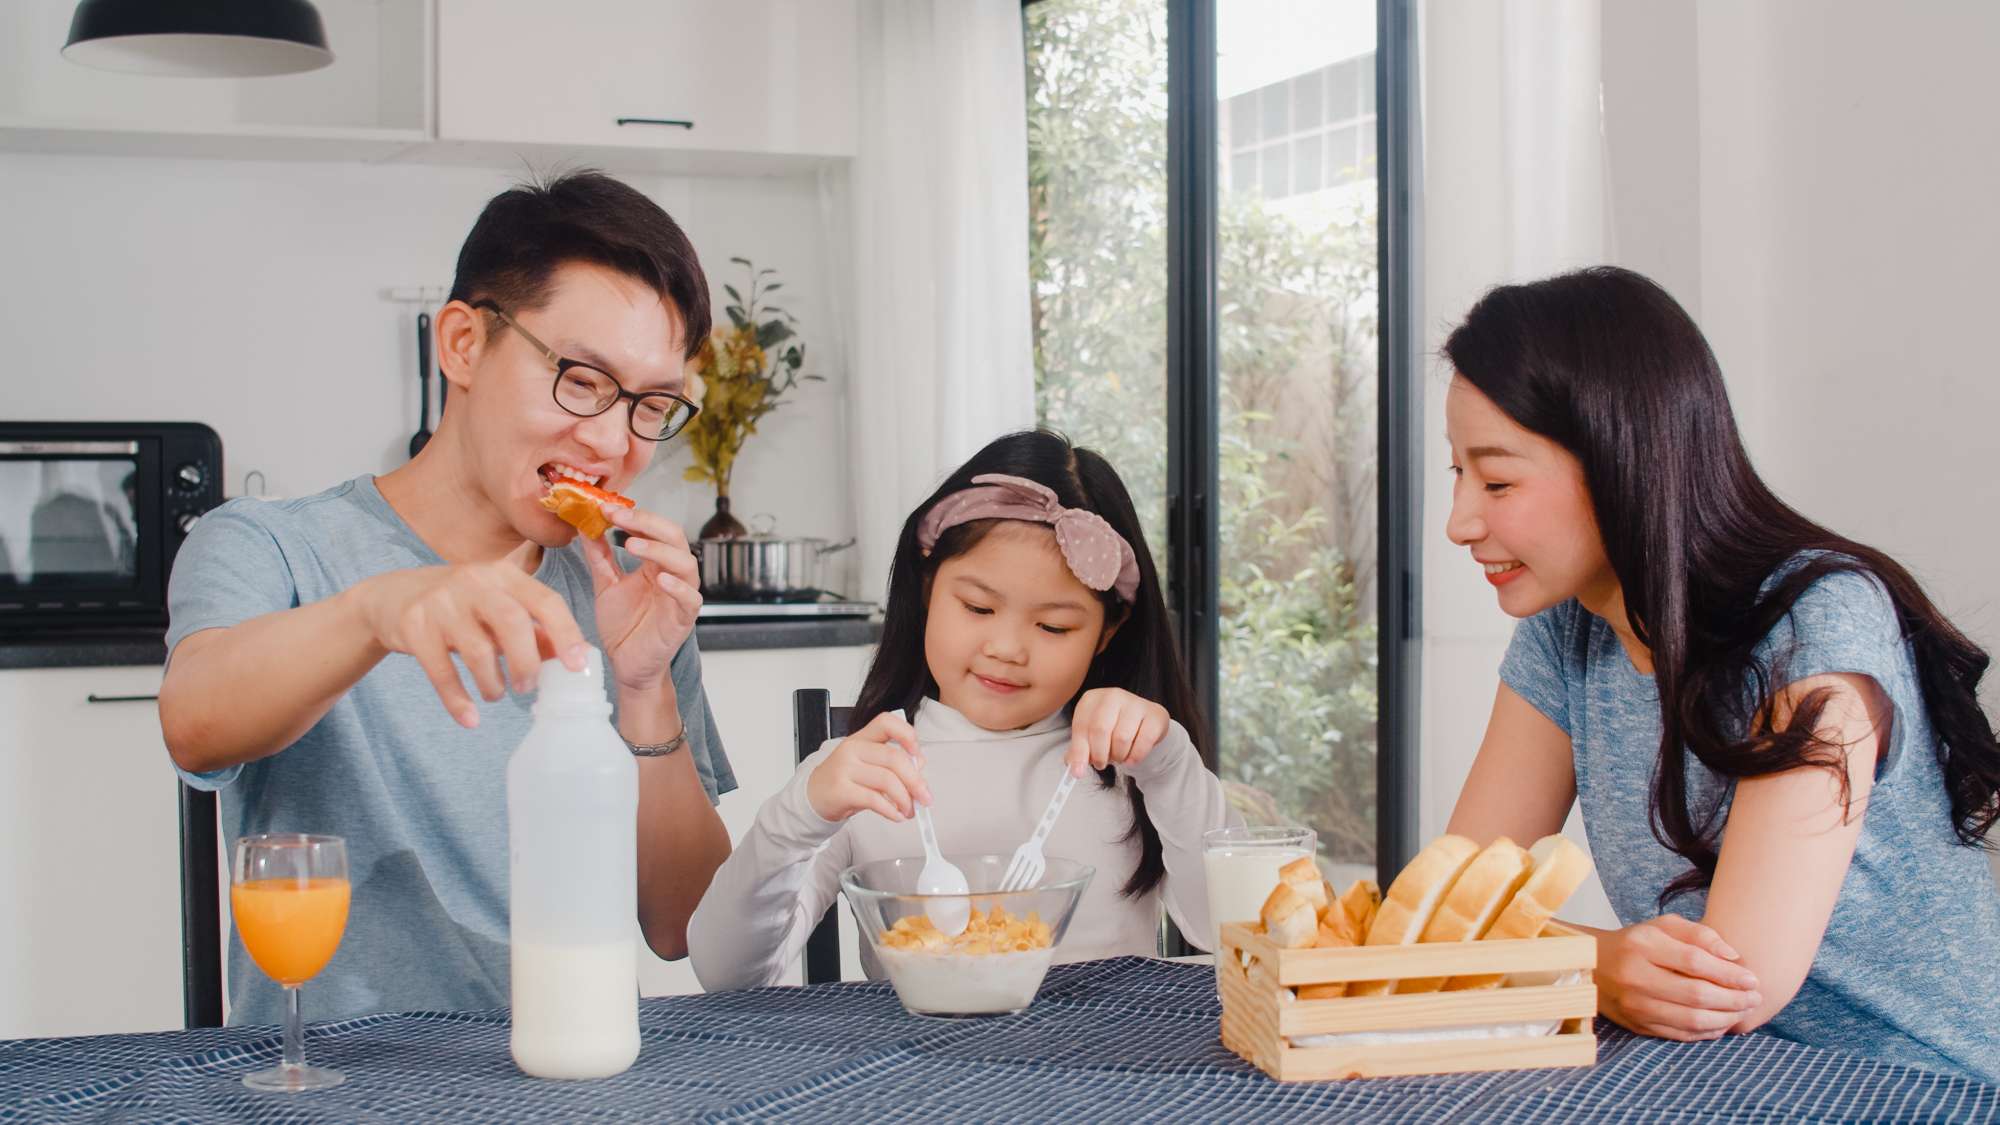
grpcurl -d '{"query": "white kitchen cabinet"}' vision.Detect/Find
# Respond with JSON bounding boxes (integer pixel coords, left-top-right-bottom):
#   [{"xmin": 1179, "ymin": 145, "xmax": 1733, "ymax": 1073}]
[
  {"xmin": 436, "ymin": 0, "xmax": 856, "ymax": 163},
  {"xmin": 0, "ymin": 666, "xmax": 185, "ymax": 1039},
  {"xmin": 0, "ymin": 0, "xmax": 432, "ymax": 162},
  {"xmin": 635, "ymin": 642, "xmax": 875, "ymax": 997}
]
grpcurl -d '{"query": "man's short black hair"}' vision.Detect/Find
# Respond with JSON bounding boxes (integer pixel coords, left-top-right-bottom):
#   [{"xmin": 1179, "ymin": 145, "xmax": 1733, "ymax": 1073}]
[{"xmin": 448, "ymin": 169, "xmax": 711, "ymax": 361}]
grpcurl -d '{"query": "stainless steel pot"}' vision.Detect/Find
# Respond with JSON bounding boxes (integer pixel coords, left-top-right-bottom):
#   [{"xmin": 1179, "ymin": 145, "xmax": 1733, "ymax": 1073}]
[{"xmin": 697, "ymin": 534, "xmax": 856, "ymax": 599}]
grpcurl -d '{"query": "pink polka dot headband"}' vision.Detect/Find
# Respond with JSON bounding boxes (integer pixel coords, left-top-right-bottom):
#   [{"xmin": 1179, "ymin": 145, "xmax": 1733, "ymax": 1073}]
[{"xmin": 916, "ymin": 474, "xmax": 1142, "ymax": 603}]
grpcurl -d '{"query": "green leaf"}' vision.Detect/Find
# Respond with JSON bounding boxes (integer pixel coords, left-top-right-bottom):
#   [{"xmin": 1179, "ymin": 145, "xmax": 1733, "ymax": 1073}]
[
  {"xmin": 763, "ymin": 282, "xmax": 782, "ymax": 292},
  {"xmin": 756, "ymin": 320, "xmax": 795, "ymax": 349},
  {"xmin": 724, "ymin": 284, "xmax": 744, "ymax": 306},
  {"xmin": 726, "ymin": 307, "xmax": 748, "ymax": 330},
  {"xmin": 729, "ymin": 256, "xmax": 753, "ymax": 268}
]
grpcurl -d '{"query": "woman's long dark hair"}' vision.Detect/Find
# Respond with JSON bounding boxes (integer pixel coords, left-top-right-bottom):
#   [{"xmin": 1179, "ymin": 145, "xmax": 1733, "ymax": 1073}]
[
  {"xmin": 1444, "ymin": 266, "xmax": 2000, "ymax": 903},
  {"xmin": 851, "ymin": 429, "xmax": 1206, "ymax": 897}
]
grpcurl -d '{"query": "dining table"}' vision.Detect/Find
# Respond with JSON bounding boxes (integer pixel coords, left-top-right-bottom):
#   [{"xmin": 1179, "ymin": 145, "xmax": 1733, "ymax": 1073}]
[{"xmin": 3, "ymin": 957, "xmax": 1994, "ymax": 1123}]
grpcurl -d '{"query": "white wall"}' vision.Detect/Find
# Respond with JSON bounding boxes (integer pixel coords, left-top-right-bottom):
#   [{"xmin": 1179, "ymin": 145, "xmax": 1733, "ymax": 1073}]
[
  {"xmin": 1420, "ymin": 0, "xmax": 2000, "ymax": 903},
  {"xmin": 0, "ymin": 153, "xmax": 857, "ymax": 592}
]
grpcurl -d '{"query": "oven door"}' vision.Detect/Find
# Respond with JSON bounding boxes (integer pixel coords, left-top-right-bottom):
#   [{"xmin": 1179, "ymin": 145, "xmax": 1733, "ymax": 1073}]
[{"xmin": 0, "ymin": 437, "xmax": 165, "ymax": 631}]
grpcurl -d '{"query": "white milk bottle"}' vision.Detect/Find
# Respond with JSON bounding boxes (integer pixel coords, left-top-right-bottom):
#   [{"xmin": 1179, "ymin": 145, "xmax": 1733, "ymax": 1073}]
[{"xmin": 508, "ymin": 646, "xmax": 640, "ymax": 1079}]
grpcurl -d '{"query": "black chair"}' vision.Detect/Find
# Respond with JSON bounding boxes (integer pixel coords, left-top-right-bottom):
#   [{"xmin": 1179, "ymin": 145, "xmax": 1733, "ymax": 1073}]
[
  {"xmin": 792, "ymin": 688, "xmax": 853, "ymax": 985},
  {"xmin": 178, "ymin": 783, "xmax": 224, "ymax": 1027}
]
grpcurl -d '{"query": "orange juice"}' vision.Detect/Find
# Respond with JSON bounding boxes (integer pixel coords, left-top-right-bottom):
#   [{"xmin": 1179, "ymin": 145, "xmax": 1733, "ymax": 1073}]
[{"xmin": 232, "ymin": 877, "xmax": 351, "ymax": 985}]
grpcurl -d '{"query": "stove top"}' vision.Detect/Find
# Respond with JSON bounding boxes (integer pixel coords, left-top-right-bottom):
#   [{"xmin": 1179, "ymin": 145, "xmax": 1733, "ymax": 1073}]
[{"xmin": 697, "ymin": 592, "xmax": 877, "ymax": 620}]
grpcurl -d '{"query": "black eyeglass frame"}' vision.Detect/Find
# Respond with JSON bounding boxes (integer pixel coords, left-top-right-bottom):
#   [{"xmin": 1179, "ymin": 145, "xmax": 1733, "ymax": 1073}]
[{"xmin": 472, "ymin": 299, "xmax": 700, "ymax": 442}]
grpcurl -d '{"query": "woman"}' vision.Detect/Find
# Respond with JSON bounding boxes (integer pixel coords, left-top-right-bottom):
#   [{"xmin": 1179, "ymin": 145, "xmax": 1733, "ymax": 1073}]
[{"xmin": 1442, "ymin": 266, "xmax": 2000, "ymax": 1082}]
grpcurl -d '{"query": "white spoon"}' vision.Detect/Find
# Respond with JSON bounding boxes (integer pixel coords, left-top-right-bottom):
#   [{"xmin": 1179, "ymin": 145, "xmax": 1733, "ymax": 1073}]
[{"xmin": 901, "ymin": 709, "xmax": 971, "ymax": 935}]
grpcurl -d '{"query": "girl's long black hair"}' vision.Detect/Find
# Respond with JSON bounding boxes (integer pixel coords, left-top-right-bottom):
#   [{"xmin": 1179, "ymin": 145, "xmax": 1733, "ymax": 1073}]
[
  {"xmin": 851, "ymin": 429, "xmax": 1206, "ymax": 897},
  {"xmin": 1444, "ymin": 266, "xmax": 2000, "ymax": 904}
]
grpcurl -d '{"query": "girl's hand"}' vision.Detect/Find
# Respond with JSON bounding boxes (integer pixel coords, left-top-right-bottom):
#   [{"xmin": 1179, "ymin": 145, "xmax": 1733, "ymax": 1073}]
[
  {"xmin": 806, "ymin": 711, "xmax": 933, "ymax": 823},
  {"xmin": 1595, "ymin": 914, "xmax": 1763, "ymax": 1041},
  {"xmin": 1065, "ymin": 688, "xmax": 1172, "ymax": 778},
  {"xmin": 582, "ymin": 505, "xmax": 702, "ymax": 693}
]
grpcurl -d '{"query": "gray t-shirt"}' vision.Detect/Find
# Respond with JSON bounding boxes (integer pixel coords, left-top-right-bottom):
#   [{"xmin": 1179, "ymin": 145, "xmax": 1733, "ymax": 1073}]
[
  {"xmin": 167, "ymin": 475, "xmax": 735, "ymax": 1026},
  {"xmin": 1501, "ymin": 559, "xmax": 2000, "ymax": 1083}
]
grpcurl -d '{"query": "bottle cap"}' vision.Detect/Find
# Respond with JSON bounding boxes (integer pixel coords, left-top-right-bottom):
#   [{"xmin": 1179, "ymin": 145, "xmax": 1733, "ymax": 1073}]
[{"xmin": 535, "ymin": 645, "xmax": 609, "ymax": 712}]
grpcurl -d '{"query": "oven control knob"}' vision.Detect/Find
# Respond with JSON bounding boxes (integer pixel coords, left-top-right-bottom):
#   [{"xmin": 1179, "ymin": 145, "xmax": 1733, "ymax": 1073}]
[
  {"xmin": 175, "ymin": 463, "xmax": 206, "ymax": 492},
  {"xmin": 177, "ymin": 512, "xmax": 202, "ymax": 535}
]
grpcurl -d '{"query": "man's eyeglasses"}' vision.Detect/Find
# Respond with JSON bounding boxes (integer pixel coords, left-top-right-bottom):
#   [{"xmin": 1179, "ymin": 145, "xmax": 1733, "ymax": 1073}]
[{"xmin": 474, "ymin": 300, "xmax": 700, "ymax": 442}]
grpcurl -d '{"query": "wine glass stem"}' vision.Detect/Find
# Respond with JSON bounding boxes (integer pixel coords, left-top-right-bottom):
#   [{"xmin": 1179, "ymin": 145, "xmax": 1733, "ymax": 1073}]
[{"xmin": 283, "ymin": 985, "xmax": 305, "ymax": 1070}]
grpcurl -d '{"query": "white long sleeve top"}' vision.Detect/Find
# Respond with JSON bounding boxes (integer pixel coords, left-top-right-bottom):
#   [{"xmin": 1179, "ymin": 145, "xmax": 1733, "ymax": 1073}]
[{"xmin": 688, "ymin": 698, "xmax": 1238, "ymax": 991}]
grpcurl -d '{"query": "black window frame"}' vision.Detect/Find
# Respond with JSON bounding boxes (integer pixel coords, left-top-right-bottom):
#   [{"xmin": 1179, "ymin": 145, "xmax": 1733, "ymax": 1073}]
[{"xmin": 1022, "ymin": 0, "xmax": 1421, "ymax": 881}]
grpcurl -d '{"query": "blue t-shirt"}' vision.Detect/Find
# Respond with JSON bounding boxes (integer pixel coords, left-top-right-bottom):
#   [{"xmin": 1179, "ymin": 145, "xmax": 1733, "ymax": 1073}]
[
  {"xmin": 1501, "ymin": 561, "xmax": 2000, "ymax": 1084},
  {"xmin": 167, "ymin": 476, "xmax": 736, "ymax": 1026}
]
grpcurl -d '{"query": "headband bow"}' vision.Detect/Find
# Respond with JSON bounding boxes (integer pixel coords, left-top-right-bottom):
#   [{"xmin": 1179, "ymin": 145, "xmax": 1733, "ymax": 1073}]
[{"xmin": 916, "ymin": 474, "xmax": 1141, "ymax": 603}]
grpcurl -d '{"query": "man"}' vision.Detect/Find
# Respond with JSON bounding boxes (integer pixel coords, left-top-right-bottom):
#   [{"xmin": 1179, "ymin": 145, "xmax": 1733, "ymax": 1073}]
[{"xmin": 160, "ymin": 171, "xmax": 733, "ymax": 1025}]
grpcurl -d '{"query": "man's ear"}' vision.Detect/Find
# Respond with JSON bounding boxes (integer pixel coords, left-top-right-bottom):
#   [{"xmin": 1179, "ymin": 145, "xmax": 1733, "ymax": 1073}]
[{"xmin": 434, "ymin": 299, "xmax": 490, "ymax": 397}]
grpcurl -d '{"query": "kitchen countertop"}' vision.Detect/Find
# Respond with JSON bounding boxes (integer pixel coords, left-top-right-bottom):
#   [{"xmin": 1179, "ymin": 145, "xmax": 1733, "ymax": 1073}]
[{"xmin": 0, "ymin": 617, "xmax": 880, "ymax": 670}]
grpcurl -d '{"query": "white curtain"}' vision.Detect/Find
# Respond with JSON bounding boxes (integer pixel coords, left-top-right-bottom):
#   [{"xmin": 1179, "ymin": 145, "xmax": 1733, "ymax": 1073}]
[
  {"xmin": 1419, "ymin": 0, "xmax": 1619, "ymax": 928},
  {"xmin": 838, "ymin": 0, "xmax": 1036, "ymax": 601}
]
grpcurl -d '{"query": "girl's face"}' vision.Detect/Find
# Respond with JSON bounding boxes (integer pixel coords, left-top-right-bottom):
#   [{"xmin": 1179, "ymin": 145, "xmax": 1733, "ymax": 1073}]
[
  {"xmin": 1444, "ymin": 375, "xmax": 1618, "ymax": 618},
  {"xmin": 924, "ymin": 522, "xmax": 1115, "ymax": 731}
]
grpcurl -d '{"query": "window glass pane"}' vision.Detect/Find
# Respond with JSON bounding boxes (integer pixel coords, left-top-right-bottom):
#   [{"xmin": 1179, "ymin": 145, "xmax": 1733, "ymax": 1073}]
[
  {"xmin": 1230, "ymin": 149, "xmax": 1259, "ymax": 197},
  {"xmin": 1025, "ymin": 0, "xmax": 1169, "ymax": 563},
  {"xmin": 1329, "ymin": 56, "xmax": 1359, "ymax": 121},
  {"xmin": 1230, "ymin": 91, "xmax": 1259, "ymax": 147},
  {"xmin": 1260, "ymin": 143, "xmax": 1290, "ymax": 199},
  {"xmin": 1261, "ymin": 82, "xmax": 1289, "ymax": 139},
  {"xmin": 1358, "ymin": 52, "xmax": 1377, "ymax": 115},
  {"xmin": 1293, "ymin": 70, "xmax": 1324, "ymax": 131},
  {"xmin": 1326, "ymin": 123, "xmax": 1359, "ymax": 183},
  {"xmin": 1217, "ymin": 2, "xmax": 1380, "ymax": 884},
  {"xmin": 1294, "ymin": 132, "xmax": 1324, "ymax": 194},
  {"xmin": 1357, "ymin": 118, "xmax": 1376, "ymax": 176}
]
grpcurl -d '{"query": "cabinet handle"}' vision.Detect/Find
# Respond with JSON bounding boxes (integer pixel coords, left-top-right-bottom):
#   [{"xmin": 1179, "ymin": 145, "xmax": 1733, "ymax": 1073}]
[
  {"xmin": 615, "ymin": 117, "xmax": 694, "ymax": 130},
  {"xmin": 86, "ymin": 693, "xmax": 159, "ymax": 703}
]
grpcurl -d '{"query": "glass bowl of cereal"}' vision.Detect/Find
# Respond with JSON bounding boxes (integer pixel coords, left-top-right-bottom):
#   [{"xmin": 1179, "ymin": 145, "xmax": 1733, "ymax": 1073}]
[{"xmin": 839, "ymin": 854, "xmax": 1094, "ymax": 1018}]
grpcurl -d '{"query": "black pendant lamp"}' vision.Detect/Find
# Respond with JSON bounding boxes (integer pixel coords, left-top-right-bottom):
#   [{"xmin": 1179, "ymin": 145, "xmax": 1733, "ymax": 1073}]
[{"xmin": 63, "ymin": 0, "xmax": 334, "ymax": 78}]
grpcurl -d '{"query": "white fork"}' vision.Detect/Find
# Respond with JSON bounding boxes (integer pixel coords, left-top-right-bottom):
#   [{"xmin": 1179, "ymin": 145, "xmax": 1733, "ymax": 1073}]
[{"xmin": 999, "ymin": 770, "xmax": 1078, "ymax": 892}]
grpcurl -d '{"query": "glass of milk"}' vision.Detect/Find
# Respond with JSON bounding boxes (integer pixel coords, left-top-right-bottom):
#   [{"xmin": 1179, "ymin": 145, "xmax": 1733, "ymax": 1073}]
[{"xmin": 1201, "ymin": 825, "xmax": 1317, "ymax": 949}]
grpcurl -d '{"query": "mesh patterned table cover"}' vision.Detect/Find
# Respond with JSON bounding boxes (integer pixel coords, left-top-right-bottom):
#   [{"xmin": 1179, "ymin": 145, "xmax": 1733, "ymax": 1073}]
[{"xmin": 4, "ymin": 957, "xmax": 1995, "ymax": 1123}]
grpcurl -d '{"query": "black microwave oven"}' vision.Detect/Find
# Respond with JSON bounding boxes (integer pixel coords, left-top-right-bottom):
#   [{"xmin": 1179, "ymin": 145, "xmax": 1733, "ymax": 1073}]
[{"xmin": 0, "ymin": 421, "xmax": 222, "ymax": 639}]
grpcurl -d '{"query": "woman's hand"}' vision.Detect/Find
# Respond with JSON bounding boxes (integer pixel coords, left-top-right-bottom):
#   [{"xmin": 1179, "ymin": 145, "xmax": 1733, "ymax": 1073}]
[
  {"xmin": 1065, "ymin": 688, "xmax": 1172, "ymax": 777},
  {"xmin": 806, "ymin": 711, "xmax": 932, "ymax": 823},
  {"xmin": 1594, "ymin": 914, "xmax": 1763, "ymax": 1041}
]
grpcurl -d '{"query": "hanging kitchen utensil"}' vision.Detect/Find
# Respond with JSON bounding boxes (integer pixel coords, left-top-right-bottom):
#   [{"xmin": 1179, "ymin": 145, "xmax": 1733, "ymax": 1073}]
[{"xmin": 409, "ymin": 311, "xmax": 433, "ymax": 458}]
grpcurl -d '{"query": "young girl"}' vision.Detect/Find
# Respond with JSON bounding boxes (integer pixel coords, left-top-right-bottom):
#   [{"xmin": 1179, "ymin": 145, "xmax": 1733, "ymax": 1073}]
[
  {"xmin": 1442, "ymin": 267, "xmax": 2000, "ymax": 1082},
  {"xmin": 688, "ymin": 430, "xmax": 1236, "ymax": 989}
]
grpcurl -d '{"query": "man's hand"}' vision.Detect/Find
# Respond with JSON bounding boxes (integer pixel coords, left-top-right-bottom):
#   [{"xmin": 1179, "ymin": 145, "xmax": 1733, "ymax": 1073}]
[
  {"xmin": 584, "ymin": 505, "xmax": 703, "ymax": 693},
  {"xmin": 347, "ymin": 541, "xmax": 588, "ymax": 728}
]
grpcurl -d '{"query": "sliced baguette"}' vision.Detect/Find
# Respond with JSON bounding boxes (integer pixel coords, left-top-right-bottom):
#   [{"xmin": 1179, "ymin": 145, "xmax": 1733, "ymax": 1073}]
[
  {"xmin": 1395, "ymin": 837, "xmax": 1534, "ymax": 993},
  {"xmin": 1295, "ymin": 917, "xmax": 1358, "ymax": 999},
  {"xmin": 1346, "ymin": 835, "xmax": 1480, "ymax": 996},
  {"xmin": 1260, "ymin": 881, "xmax": 1318, "ymax": 949},
  {"xmin": 1443, "ymin": 833, "xmax": 1593, "ymax": 991},
  {"xmin": 1277, "ymin": 856, "xmax": 1329, "ymax": 911},
  {"xmin": 1337, "ymin": 878, "xmax": 1381, "ymax": 936}
]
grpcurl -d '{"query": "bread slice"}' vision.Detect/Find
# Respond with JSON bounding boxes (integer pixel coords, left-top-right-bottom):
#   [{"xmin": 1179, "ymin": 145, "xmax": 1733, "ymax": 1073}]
[
  {"xmin": 1315, "ymin": 895, "xmax": 1364, "ymax": 947},
  {"xmin": 1294, "ymin": 917, "xmax": 1358, "ymax": 999},
  {"xmin": 1444, "ymin": 834, "xmax": 1593, "ymax": 991},
  {"xmin": 1260, "ymin": 881, "xmax": 1318, "ymax": 949},
  {"xmin": 1395, "ymin": 837, "xmax": 1533, "ymax": 993},
  {"xmin": 1346, "ymin": 835, "xmax": 1480, "ymax": 996},
  {"xmin": 1277, "ymin": 856, "xmax": 1329, "ymax": 911},
  {"xmin": 1338, "ymin": 879, "xmax": 1380, "ymax": 936}
]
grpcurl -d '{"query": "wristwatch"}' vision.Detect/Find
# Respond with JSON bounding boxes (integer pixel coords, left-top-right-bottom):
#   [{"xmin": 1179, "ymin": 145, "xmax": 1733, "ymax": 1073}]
[{"xmin": 626, "ymin": 730, "xmax": 688, "ymax": 758}]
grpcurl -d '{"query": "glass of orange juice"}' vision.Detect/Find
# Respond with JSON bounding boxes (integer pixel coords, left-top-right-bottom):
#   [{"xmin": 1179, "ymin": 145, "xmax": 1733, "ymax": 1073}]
[{"xmin": 231, "ymin": 834, "xmax": 351, "ymax": 1092}]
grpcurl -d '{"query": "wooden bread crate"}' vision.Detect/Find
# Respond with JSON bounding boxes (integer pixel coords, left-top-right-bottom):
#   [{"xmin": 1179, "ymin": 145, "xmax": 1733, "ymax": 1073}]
[{"xmin": 1218, "ymin": 920, "xmax": 1598, "ymax": 1082}]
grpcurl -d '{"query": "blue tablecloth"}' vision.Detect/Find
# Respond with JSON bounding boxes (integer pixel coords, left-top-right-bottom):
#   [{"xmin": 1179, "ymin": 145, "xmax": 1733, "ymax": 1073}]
[{"xmin": 3, "ymin": 957, "xmax": 1994, "ymax": 1123}]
